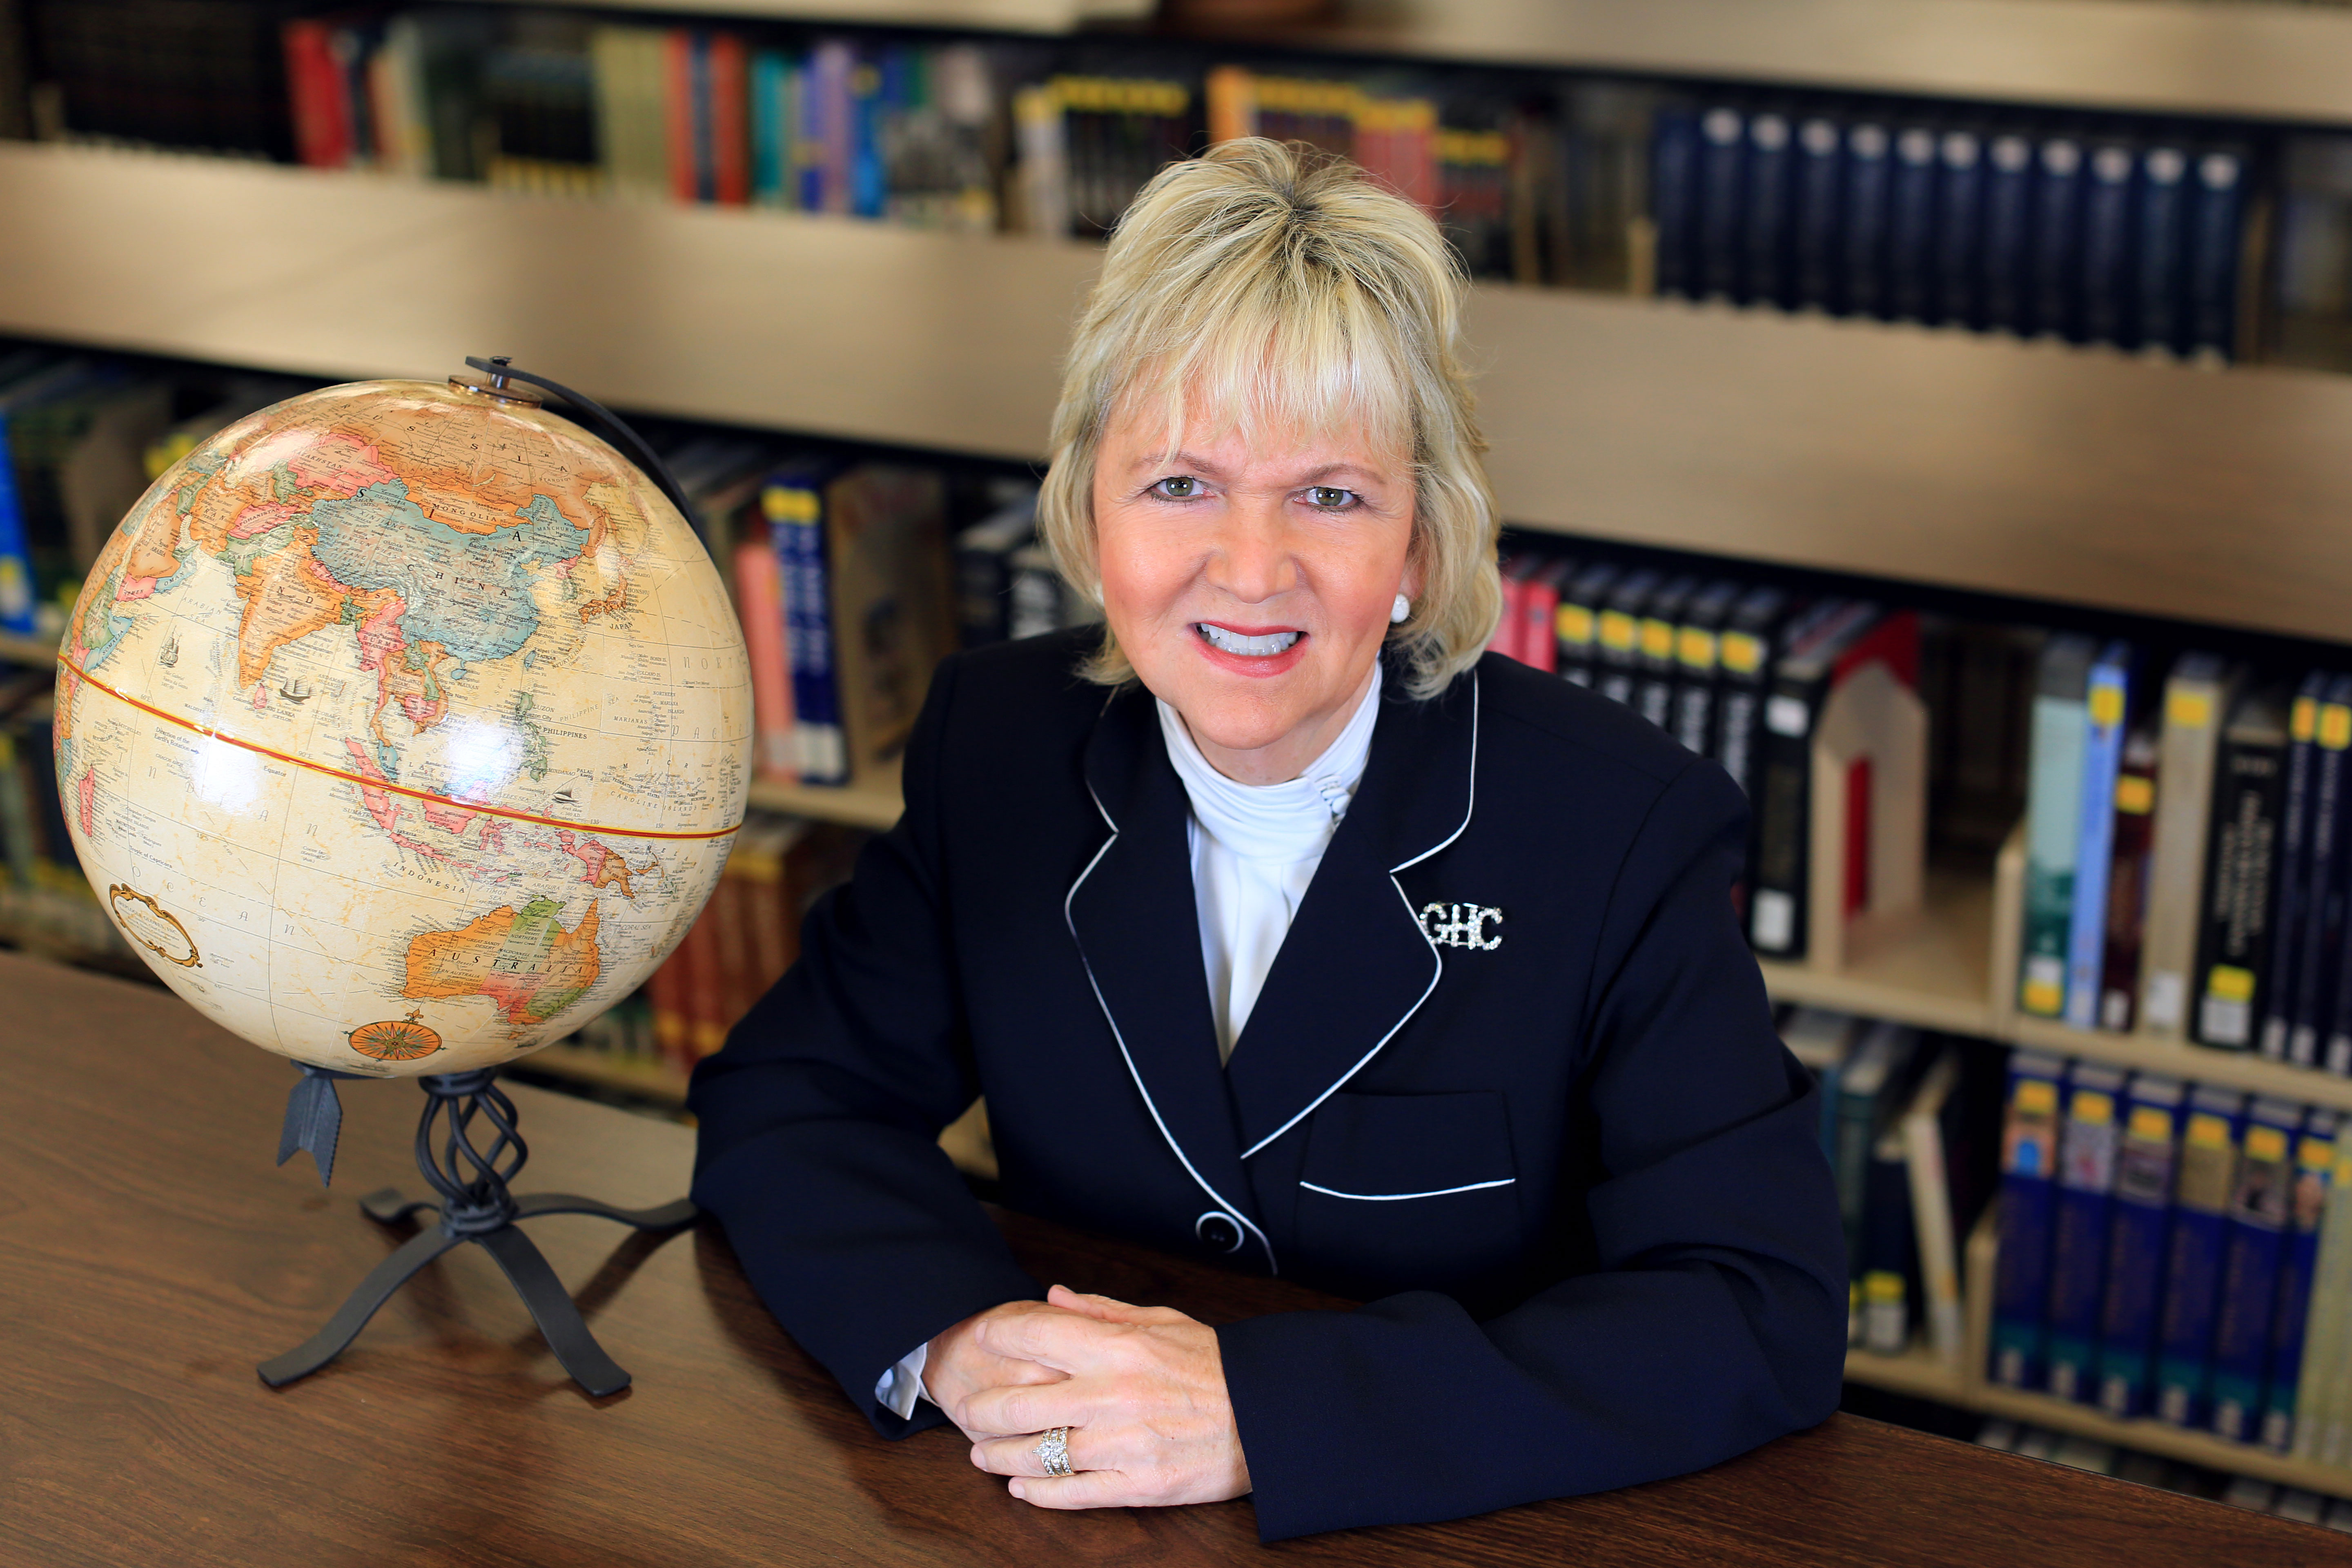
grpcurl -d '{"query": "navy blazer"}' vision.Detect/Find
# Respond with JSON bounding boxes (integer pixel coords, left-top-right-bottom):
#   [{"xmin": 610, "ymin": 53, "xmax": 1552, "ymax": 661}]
[{"xmin": 689, "ymin": 630, "xmax": 1846, "ymax": 1541}]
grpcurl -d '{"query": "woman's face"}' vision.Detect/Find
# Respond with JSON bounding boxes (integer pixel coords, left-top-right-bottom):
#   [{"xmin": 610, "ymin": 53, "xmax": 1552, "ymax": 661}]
[{"xmin": 1092, "ymin": 391, "xmax": 1419, "ymax": 785}]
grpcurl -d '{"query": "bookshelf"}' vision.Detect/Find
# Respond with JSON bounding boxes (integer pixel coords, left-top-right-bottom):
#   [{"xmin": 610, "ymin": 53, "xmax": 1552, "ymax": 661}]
[
  {"xmin": 746, "ymin": 755, "xmax": 906, "ymax": 831},
  {"xmin": 12, "ymin": 143, "xmax": 2352, "ymax": 646},
  {"xmin": 1231, "ymin": 0, "xmax": 2352, "ymax": 130},
  {"xmin": 0, "ymin": 629, "xmax": 56, "ymax": 665}
]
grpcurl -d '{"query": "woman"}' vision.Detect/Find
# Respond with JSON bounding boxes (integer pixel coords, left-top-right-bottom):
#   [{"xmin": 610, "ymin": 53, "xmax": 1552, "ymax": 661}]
[{"xmin": 689, "ymin": 139, "xmax": 1844, "ymax": 1541}]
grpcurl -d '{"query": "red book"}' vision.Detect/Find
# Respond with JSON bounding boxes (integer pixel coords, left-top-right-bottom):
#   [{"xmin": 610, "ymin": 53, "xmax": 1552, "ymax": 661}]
[
  {"xmin": 735, "ymin": 538, "xmax": 796, "ymax": 782},
  {"xmin": 664, "ymin": 31, "xmax": 698, "ymax": 202},
  {"xmin": 1519, "ymin": 561, "xmax": 1564, "ymax": 675},
  {"xmin": 1488, "ymin": 556, "xmax": 1530, "ymax": 664},
  {"xmin": 283, "ymin": 20, "xmax": 351, "ymax": 169},
  {"xmin": 709, "ymin": 33, "xmax": 751, "ymax": 206}
]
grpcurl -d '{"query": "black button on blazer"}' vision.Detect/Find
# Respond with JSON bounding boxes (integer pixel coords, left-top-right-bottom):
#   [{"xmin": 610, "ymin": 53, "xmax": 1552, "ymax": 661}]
[{"xmin": 690, "ymin": 629, "xmax": 1846, "ymax": 1541}]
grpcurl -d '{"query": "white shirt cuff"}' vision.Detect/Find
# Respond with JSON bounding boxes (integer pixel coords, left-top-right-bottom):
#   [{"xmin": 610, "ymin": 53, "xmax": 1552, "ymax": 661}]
[{"xmin": 874, "ymin": 1340, "xmax": 933, "ymax": 1421}]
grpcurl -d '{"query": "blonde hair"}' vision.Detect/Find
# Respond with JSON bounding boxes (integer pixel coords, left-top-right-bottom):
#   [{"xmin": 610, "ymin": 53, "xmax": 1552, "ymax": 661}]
[{"xmin": 1036, "ymin": 137, "xmax": 1502, "ymax": 701}]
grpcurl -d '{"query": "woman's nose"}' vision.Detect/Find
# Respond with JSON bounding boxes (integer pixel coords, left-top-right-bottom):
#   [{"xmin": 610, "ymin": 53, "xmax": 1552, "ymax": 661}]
[{"xmin": 1207, "ymin": 503, "xmax": 1296, "ymax": 605}]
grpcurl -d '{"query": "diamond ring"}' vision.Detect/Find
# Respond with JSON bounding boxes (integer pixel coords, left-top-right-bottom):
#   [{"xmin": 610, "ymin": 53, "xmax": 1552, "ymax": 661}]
[{"xmin": 1036, "ymin": 1426, "xmax": 1074, "ymax": 1477}]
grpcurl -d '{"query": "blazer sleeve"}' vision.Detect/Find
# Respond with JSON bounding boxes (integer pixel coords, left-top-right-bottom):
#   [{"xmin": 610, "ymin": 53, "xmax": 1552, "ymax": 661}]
[
  {"xmin": 687, "ymin": 654, "xmax": 1042, "ymax": 1437},
  {"xmin": 1216, "ymin": 757, "xmax": 1848, "ymax": 1541}
]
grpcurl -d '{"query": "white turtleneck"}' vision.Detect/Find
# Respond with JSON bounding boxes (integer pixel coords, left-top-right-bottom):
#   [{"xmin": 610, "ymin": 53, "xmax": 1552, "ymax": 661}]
[
  {"xmin": 873, "ymin": 662, "xmax": 1383, "ymax": 1421},
  {"xmin": 1157, "ymin": 660, "xmax": 1383, "ymax": 1063}
]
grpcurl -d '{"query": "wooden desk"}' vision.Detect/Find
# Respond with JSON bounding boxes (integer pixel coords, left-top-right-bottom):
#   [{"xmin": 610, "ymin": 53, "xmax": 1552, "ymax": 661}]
[{"xmin": 3, "ymin": 951, "xmax": 2339, "ymax": 1566}]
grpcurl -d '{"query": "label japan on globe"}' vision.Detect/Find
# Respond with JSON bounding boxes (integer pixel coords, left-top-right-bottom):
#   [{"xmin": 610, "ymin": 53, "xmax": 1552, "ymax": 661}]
[{"xmin": 53, "ymin": 380, "xmax": 752, "ymax": 1076}]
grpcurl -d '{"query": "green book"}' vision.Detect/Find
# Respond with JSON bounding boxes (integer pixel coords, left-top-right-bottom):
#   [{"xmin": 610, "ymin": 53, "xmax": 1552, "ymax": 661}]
[{"xmin": 2021, "ymin": 636, "xmax": 2098, "ymax": 1017}]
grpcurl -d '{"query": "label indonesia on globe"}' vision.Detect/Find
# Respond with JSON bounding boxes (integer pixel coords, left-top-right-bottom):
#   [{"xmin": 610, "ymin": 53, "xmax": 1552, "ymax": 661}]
[{"xmin": 50, "ymin": 377, "xmax": 753, "ymax": 1078}]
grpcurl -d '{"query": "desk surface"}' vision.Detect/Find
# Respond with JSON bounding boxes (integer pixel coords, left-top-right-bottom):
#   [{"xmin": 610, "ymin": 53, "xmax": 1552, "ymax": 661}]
[{"xmin": 3, "ymin": 949, "xmax": 2341, "ymax": 1566}]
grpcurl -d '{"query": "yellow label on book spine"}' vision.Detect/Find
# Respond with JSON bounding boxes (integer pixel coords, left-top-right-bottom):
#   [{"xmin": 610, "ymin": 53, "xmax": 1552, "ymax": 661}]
[
  {"xmin": 2167, "ymin": 688, "xmax": 2214, "ymax": 730},
  {"xmin": 1719, "ymin": 631, "xmax": 1763, "ymax": 675},
  {"xmin": 762, "ymin": 486, "xmax": 819, "ymax": 524},
  {"xmin": 2294, "ymin": 695, "xmax": 2319, "ymax": 742},
  {"xmin": 2016, "ymin": 1079, "xmax": 2059, "ymax": 1116},
  {"xmin": 2070, "ymin": 1091, "xmax": 2115, "ymax": 1126},
  {"xmin": 2303, "ymin": 1137, "xmax": 2337, "ymax": 1172},
  {"xmin": 1639, "ymin": 618, "xmax": 1675, "ymax": 659},
  {"xmin": 1677, "ymin": 628, "xmax": 1717, "ymax": 669},
  {"xmin": 2129, "ymin": 1106, "xmax": 2175, "ymax": 1142},
  {"xmin": 2091, "ymin": 682, "xmax": 2126, "ymax": 728},
  {"xmin": 2115, "ymin": 775, "xmax": 2155, "ymax": 814},
  {"xmin": 2207, "ymin": 964, "xmax": 2256, "ymax": 1003},
  {"xmin": 2249, "ymin": 1125, "xmax": 2290, "ymax": 1162},
  {"xmin": 1598, "ymin": 610, "xmax": 1637, "ymax": 651},
  {"xmin": 2188, "ymin": 1112, "xmax": 2234, "ymax": 1151},
  {"xmin": 1556, "ymin": 604, "xmax": 1595, "ymax": 646},
  {"xmin": 1863, "ymin": 1271, "xmax": 1905, "ymax": 1305},
  {"xmin": 2323, "ymin": 702, "xmax": 2352, "ymax": 751}
]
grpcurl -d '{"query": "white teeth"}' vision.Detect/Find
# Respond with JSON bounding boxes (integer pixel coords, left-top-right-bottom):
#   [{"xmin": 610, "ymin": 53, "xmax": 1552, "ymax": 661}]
[{"xmin": 1198, "ymin": 624, "xmax": 1301, "ymax": 657}]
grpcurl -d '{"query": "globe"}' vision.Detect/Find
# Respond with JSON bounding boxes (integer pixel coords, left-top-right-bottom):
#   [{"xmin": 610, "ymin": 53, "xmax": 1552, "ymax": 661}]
[{"xmin": 50, "ymin": 376, "xmax": 752, "ymax": 1079}]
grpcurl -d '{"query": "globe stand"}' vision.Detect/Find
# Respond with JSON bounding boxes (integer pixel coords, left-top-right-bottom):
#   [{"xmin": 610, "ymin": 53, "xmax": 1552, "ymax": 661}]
[{"xmin": 258, "ymin": 1069, "xmax": 695, "ymax": 1397}]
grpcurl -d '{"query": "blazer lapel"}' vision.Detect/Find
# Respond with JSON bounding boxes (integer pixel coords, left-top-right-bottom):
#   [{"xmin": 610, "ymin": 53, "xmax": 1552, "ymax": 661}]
[
  {"xmin": 1066, "ymin": 687, "xmax": 1270, "ymax": 1265},
  {"xmin": 1225, "ymin": 667, "xmax": 1480, "ymax": 1161}
]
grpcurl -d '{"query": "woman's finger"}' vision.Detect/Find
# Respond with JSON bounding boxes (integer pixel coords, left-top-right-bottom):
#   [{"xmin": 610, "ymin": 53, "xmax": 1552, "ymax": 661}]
[
  {"xmin": 959, "ymin": 1379, "xmax": 1090, "ymax": 1438},
  {"xmin": 1045, "ymin": 1284, "xmax": 1186, "ymax": 1326},
  {"xmin": 1007, "ymin": 1469, "xmax": 1136, "ymax": 1510},
  {"xmin": 969, "ymin": 1424, "xmax": 1106, "ymax": 1479}
]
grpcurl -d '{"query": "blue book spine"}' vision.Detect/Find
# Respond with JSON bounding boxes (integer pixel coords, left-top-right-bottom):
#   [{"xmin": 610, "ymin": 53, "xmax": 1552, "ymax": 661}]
[
  {"xmin": 1935, "ymin": 127, "xmax": 1986, "ymax": 330},
  {"xmin": 2046, "ymin": 1065, "xmax": 2128, "ymax": 1401},
  {"xmin": 1991, "ymin": 1054, "xmax": 2067, "ymax": 1387},
  {"xmin": 851, "ymin": 51, "xmax": 889, "ymax": 220},
  {"xmin": 2263, "ymin": 1111, "xmax": 2339, "ymax": 1450},
  {"xmin": 2134, "ymin": 143, "xmax": 2191, "ymax": 359},
  {"xmin": 1841, "ymin": 120, "xmax": 1893, "ymax": 320},
  {"xmin": 1885, "ymin": 122, "xmax": 1940, "ymax": 323},
  {"xmin": 1980, "ymin": 131, "xmax": 2034, "ymax": 336},
  {"xmin": 751, "ymin": 50, "xmax": 788, "ymax": 203},
  {"xmin": 2210, "ymin": 1100, "xmax": 2305, "ymax": 1441},
  {"xmin": 2097, "ymin": 1077, "xmax": 2186, "ymax": 1417},
  {"xmin": 2290, "ymin": 676, "xmax": 2352, "ymax": 1069},
  {"xmin": 0, "ymin": 407, "xmax": 31, "ymax": 636},
  {"xmin": 1697, "ymin": 105, "xmax": 1748, "ymax": 303},
  {"xmin": 1744, "ymin": 110, "xmax": 1795, "ymax": 310},
  {"xmin": 1791, "ymin": 114, "xmax": 1843, "ymax": 312},
  {"xmin": 2080, "ymin": 139, "xmax": 2138, "ymax": 349},
  {"xmin": 1650, "ymin": 108, "xmax": 1702, "ymax": 299},
  {"xmin": 2263, "ymin": 673, "xmax": 2331, "ymax": 1060},
  {"xmin": 2066, "ymin": 644, "xmax": 2133, "ymax": 1028},
  {"xmin": 2029, "ymin": 134, "xmax": 2086, "ymax": 341},
  {"xmin": 691, "ymin": 34, "xmax": 716, "ymax": 204},
  {"xmin": 766, "ymin": 473, "xmax": 846, "ymax": 786},
  {"xmin": 2156, "ymin": 1089, "xmax": 2250, "ymax": 1426},
  {"xmin": 2186, "ymin": 147, "xmax": 2248, "ymax": 364}
]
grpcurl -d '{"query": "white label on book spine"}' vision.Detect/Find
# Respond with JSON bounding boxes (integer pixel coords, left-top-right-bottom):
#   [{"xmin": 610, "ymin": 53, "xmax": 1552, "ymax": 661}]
[
  {"xmin": 2143, "ymin": 970, "xmax": 2185, "ymax": 1029},
  {"xmin": 1751, "ymin": 889, "xmax": 1795, "ymax": 951},
  {"xmin": 1766, "ymin": 695, "xmax": 1810, "ymax": 737}
]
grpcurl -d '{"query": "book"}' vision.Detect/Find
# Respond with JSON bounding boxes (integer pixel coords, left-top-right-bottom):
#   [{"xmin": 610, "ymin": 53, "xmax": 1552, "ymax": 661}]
[
  {"xmin": 2263, "ymin": 1110, "xmax": 2338, "ymax": 1452},
  {"xmin": 1517, "ymin": 558, "xmax": 1566, "ymax": 676},
  {"xmin": 2099, "ymin": 721, "xmax": 2158, "ymax": 1032},
  {"xmin": 1712, "ymin": 585, "xmax": 1791, "ymax": 802},
  {"xmin": 2135, "ymin": 142, "xmax": 2192, "ymax": 359},
  {"xmin": 2155, "ymin": 1087, "xmax": 2249, "ymax": 1428},
  {"xmin": 1670, "ymin": 579, "xmax": 1740, "ymax": 759},
  {"xmin": 1900, "ymin": 1046, "xmax": 1969, "ymax": 1361},
  {"xmin": 1778, "ymin": 1004, "xmax": 1859, "ymax": 1163},
  {"xmin": 1650, "ymin": 106, "xmax": 1701, "ymax": 300},
  {"xmin": 1488, "ymin": 554, "xmax": 1534, "ymax": 663},
  {"xmin": 1980, "ymin": 131, "xmax": 2036, "ymax": 335},
  {"xmin": 1934, "ymin": 126, "xmax": 1986, "ymax": 330},
  {"xmin": 823, "ymin": 465, "xmax": 954, "ymax": 780},
  {"xmin": 2292, "ymin": 674, "xmax": 2352, "ymax": 1069},
  {"xmin": 2080, "ymin": 139, "xmax": 2138, "ymax": 349},
  {"xmin": 1633, "ymin": 575, "xmax": 1697, "ymax": 731},
  {"xmin": 2196, "ymin": 685, "xmax": 2294, "ymax": 1049},
  {"xmin": 2045, "ymin": 1062, "xmax": 2128, "ymax": 1402},
  {"xmin": 1885, "ymin": 121, "xmax": 1938, "ymax": 324},
  {"xmin": 1990, "ymin": 1051, "xmax": 2067, "ymax": 1389},
  {"xmin": 764, "ymin": 462, "xmax": 846, "ymax": 785},
  {"xmin": 1836, "ymin": 1021, "xmax": 1922, "ymax": 1346},
  {"xmin": 2291, "ymin": 1132, "xmax": 2352, "ymax": 1462},
  {"xmin": 1743, "ymin": 108, "xmax": 1794, "ymax": 310},
  {"xmin": 2029, "ymin": 133, "xmax": 2086, "ymax": 342},
  {"xmin": 2020, "ymin": 636, "xmax": 2098, "ymax": 1019},
  {"xmin": 2143, "ymin": 655, "xmax": 2244, "ymax": 1036},
  {"xmin": 2186, "ymin": 146, "xmax": 2250, "ymax": 365},
  {"xmin": 2262, "ymin": 673, "xmax": 2335, "ymax": 1060},
  {"xmin": 1595, "ymin": 568, "xmax": 1658, "ymax": 709},
  {"xmin": 1862, "ymin": 1117, "xmax": 1919, "ymax": 1355},
  {"xmin": 952, "ymin": 492, "xmax": 1038, "ymax": 650},
  {"xmin": 733, "ymin": 537, "xmax": 794, "ymax": 784},
  {"xmin": 2209, "ymin": 1099, "xmax": 2304, "ymax": 1442},
  {"xmin": 1553, "ymin": 561, "xmax": 1618, "ymax": 689},
  {"xmin": 2065, "ymin": 642, "xmax": 2134, "ymax": 1029},
  {"xmin": 1841, "ymin": 119, "xmax": 1893, "ymax": 321},
  {"xmin": 2096, "ymin": 1074, "xmax": 2186, "ymax": 1417},
  {"xmin": 1697, "ymin": 104, "xmax": 1748, "ymax": 303},
  {"xmin": 1791, "ymin": 113, "xmax": 1843, "ymax": 312}
]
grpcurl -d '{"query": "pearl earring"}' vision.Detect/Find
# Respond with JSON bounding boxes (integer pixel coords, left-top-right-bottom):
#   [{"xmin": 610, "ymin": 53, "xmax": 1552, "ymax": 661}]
[{"xmin": 1390, "ymin": 593, "xmax": 1411, "ymax": 625}]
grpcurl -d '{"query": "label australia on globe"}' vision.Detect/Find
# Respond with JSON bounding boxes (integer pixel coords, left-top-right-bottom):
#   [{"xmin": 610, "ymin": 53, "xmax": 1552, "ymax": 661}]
[{"xmin": 51, "ymin": 379, "xmax": 752, "ymax": 1076}]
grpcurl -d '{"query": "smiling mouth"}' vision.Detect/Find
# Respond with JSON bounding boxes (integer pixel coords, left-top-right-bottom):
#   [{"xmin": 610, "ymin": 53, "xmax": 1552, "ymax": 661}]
[{"xmin": 1196, "ymin": 624, "xmax": 1302, "ymax": 657}]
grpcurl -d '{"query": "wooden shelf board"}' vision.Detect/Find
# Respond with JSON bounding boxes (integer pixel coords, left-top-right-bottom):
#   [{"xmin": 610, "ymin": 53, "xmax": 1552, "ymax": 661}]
[
  {"xmin": 1844, "ymin": 1344, "xmax": 1968, "ymax": 1404},
  {"xmin": 9, "ymin": 145, "xmax": 2351, "ymax": 648},
  {"xmin": 1760, "ymin": 865, "xmax": 1996, "ymax": 1038},
  {"xmin": 2007, "ymin": 1016, "xmax": 2352, "ymax": 1114},
  {"xmin": 1969, "ymin": 1383, "xmax": 2352, "ymax": 1501},
  {"xmin": 476, "ymin": 0, "xmax": 1148, "ymax": 26},
  {"xmin": 1256, "ymin": 0, "xmax": 2352, "ymax": 129},
  {"xmin": 0, "ymin": 629, "xmax": 58, "ymax": 664},
  {"xmin": 522, "ymin": 1042, "xmax": 690, "ymax": 1105},
  {"xmin": 746, "ymin": 754, "xmax": 904, "ymax": 829}
]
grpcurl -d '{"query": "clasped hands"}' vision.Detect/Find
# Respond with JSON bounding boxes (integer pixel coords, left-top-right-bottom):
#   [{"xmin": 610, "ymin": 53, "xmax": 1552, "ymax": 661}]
[{"xmin": 922, "ymin": 1284, "xmax": 1251, "ymax": 1509}]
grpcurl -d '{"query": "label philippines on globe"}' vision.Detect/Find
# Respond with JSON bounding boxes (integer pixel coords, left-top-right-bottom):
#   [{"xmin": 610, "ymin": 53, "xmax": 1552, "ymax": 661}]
[{"xmin": 52, "ymin": 380, "xmax": 752, "ymax": 1076}]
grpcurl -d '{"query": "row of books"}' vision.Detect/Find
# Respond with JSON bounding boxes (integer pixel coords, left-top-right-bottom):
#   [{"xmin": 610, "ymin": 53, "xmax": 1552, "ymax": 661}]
[
  {"xmin": 1991, "ymin": 1051, "xmax": 2352, "ymax": 1461},
  {"xmin": 0, "ymin": 659, "xmax": 125, "ymax": 964},
  {"xmin": 1487, "ymin": 549, "xmax": 1935, "ymax": 969},
  {"xmin": 1654, "ymin": 100, "xmax": 2255, "ymax": 362},
  {"xmin": 2015, "ymin": 647, "xmax": 2352, "ymax": 1075},
  {"xmin": 1973, "ymin": 1419, "xmax": 2352, "ymax": 1527},
  {"xmin": 1782, "ymin": 1009, "xmax": 2003, "ymax": 1362}
]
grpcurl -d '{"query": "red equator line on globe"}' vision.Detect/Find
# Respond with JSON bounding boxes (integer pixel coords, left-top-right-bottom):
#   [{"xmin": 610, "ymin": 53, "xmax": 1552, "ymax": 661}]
[{"xmin": 59, "ymin": 653, "xmax": 744, "ymax": 844}]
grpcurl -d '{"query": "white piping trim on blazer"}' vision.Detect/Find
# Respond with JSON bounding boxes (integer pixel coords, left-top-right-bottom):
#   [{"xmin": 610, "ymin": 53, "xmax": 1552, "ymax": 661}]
[
  {"xmin": 1067, "ymin": 781, "xmax": 1281, "ymax": 1275},
  {"xmin": 1237, "ymin": 673, "xmax": 1480, "ymax": 1163},
  {"xmin": 1299, "ymin": 1176, "xmax": 1516, "ymax": 1201}
]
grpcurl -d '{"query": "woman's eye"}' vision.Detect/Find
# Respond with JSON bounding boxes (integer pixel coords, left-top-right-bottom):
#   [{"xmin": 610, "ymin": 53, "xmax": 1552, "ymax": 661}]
[
  {"xmin": 1152, "ymin": 476, "xmax": 1201, "ymax": 500},
  {"xmin": 1305, "ymin": 486, "xmax": 1357, "ymax": 509}
]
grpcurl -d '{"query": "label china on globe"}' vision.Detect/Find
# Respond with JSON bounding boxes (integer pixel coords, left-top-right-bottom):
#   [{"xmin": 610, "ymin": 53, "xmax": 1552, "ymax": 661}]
[{"xmin": 51, "ymin": 379, "xmax": 752, "ymax": 1076}]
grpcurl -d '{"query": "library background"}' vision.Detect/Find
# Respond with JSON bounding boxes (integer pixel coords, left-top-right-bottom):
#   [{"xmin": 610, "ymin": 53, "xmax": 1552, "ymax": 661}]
[{"xmin": 13, "ymin": 0, "xmax": 2352, "ymax": 1535}]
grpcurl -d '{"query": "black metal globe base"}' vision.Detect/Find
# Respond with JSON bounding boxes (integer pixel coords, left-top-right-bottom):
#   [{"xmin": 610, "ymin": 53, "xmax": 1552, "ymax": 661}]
[{"xmin": 257, "ymin": 1068, "xmax": 694, "ymax": 1397}]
